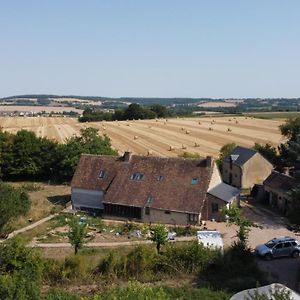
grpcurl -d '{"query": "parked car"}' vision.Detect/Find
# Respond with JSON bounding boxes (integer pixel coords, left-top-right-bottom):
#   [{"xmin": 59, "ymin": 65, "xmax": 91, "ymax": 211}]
[{"xmin": 255, "ymin": 236, "xmax": 300, "ymax": 260}]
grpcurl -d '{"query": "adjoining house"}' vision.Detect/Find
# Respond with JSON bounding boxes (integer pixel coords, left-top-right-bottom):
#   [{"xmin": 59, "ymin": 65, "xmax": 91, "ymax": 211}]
[
  {"xmin": 222, "ymin": 146, "xmax": 273, "ymax": 189},
  {"xmin": 71, "ymin": 152, "xmax": 240, "ymax": 225},
  {"xmin": 263, "ymin": 170, "xmax": 300, "ymax": 214}
]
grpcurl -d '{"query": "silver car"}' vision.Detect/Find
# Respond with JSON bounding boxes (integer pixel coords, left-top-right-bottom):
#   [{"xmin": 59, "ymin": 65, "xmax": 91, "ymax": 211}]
[{"xmin": 255, "ymin": 236, "xmax": 300, "ymax": 261}]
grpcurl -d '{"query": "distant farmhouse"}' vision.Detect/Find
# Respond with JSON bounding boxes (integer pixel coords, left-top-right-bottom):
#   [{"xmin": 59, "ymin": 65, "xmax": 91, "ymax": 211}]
[
  {"xmin": 263, "ymin": 171, "xmax": 300, "ymax": 214},
  {"xmin": 222, "ymin": 146, "xmax": 273, "ymax": 189},
  {"xmin": 71, "ymin": 152, "xmax": 240, "ymax": 225}
]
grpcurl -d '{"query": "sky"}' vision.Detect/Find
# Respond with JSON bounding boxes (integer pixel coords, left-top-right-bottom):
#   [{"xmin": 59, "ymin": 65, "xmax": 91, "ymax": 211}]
[{"xmin": 1, "ymin": 1, "xmax": 300, "ymax": 98}]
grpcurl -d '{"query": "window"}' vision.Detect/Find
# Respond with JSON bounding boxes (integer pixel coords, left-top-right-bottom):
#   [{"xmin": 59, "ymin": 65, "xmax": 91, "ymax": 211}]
[
  {"xmin": 275, "ymin": 243, "xmax": 283, "ymax": 249},
  {"xmin": 188, "ymin": 214, "xmax": 198, "ymax": 222},
  {"xmin": 99, "ymin": 170, "xmax": 107, "ymax": 178},
  {"xmin": 283, "ymin": 242, "xmax": 292, "ymax": 248},
  {"xmin": 145, "ymin": 207, "xmax": 150, "ymax": 215},
  {"xmin": 212, "ymin": 203, "xmax": 219, "ymax": 213},
  {"xmin": 164, "ymin": 210, "xmax": 171, "ymax": 214},
  {"xmin": 147, "ymin": 196, "xmax": 153, "ymax": 204},
  {"xmin": 130, "ymin": 172, "xmax": 144, "ymax": 181},
  {"xmin": 191, "ymin": 177, "xmax": 198, "ymax": 185},
  {"xmin": 157, "ymin": 175, "xmax": 164, "ymax": 181}
]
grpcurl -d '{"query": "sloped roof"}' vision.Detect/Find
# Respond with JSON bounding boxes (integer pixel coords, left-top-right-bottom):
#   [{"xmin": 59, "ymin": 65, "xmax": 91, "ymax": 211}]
[
  {"xmin": 71, "ymin": 154, "xmax": 214, "ymax": 214},
  {"xmin": 208, "ymin": 182, "xmax": 240, "ymax": 203},
  {"xmin": 263, "ymin": 171, "xmax": 300, "ymax": 192},
  {"xmin": 223, "ymin": 146, "xmax": 257, "ymax": 166}
]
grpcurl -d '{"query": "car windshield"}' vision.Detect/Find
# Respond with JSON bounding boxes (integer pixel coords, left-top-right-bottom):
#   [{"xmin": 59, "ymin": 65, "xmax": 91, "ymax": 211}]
[{"xmin": 265, "ymin": 240, "xmax": 276, "ymax": 248}]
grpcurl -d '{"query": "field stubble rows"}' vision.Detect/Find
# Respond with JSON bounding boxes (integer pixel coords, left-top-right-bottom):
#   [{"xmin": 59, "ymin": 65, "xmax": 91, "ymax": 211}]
[{"xmin": 0, "ymin": 116, "xmax": 285, "ymax": 157}]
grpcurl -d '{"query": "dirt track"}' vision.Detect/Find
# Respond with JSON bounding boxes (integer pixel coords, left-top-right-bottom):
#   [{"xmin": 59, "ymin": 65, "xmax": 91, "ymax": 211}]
[{"xmin": 0, "ymin": 116, "xmax": 284, "ymax": 157}]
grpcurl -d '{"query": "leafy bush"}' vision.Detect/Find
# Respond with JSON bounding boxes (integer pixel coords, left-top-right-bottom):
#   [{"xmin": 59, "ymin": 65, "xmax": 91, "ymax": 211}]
[
  {"xmin": 200, "ymin": 243, "xmax": 265, "ymax": 293},
  {"xmin": 160, "ymin": 241, "xmax": 219, "ymax": 274},
  {"xmin": 0, "ymin": 183, "xmax": 30, "ymax": 234},
  {"xmin": 43, "ymin": 288, "xmax": 80, "ymax": 300}
]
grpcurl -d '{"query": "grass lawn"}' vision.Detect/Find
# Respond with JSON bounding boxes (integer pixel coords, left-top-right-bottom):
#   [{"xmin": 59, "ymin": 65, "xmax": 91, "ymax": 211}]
[{"xmin": 7, "ymin": 182, "xmax": 71, "ymax": 231}]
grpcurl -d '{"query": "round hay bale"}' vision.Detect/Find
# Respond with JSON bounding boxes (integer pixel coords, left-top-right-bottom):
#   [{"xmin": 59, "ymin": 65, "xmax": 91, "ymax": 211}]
[
  {"xmin": 181, "ymin": 127, "xmax": 185, "ymax": 131},
  {"xmin": 147, "ymin": 150, "xmax": 153, "ymax": 156},
  {"xmin": 182, "ymin": 144, "xmax": 187, "ymax": 149},
  {"xmin": 194, "ymin": 142, "xmax": 200, "ymax": 147},
  {"xmin": 198, "ymin": 121, "xmax": 201, "ymax": 125},
  {"xmin": 185, "ymin": 130, "xmax": 191, "ymax": 134},
  {"xmin": 168, "ymin": 145, "xmax": 175, "ymax": 151},
  {"xmin": 228, "ymin": 119, "xmax": 231, "ymax": 122},
  {"xmin": 134, "ymin": 135, "xmax": 138, "ymax": 140},
  {"xmin": 208, "ymin": 127, "xmax": 213, "ymax": 131},
  {"xmin": 227, "ymin": 128, "xmax": 232, "ymax": 132}
]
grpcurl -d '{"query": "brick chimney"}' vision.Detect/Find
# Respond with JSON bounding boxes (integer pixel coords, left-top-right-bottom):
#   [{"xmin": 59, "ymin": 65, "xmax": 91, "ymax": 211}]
[
  {"xmin": 206, "ymin": 156, "xmax": 213, "ymax": 168},
  {"xmin": 123, "ymin": 151, "xmax": 132, "ymax": 162}
]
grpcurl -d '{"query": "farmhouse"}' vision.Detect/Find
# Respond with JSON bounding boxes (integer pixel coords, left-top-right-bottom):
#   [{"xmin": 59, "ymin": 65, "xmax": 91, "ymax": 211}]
[
  {"xmin": 263, "ymin": 171, "xmax": 300, "ymax": 214},
  {"xmin": 222, "ymin": 146, "xmax": 273, "ymax": 189},
  {"xmin": 71, "ymin": 152, "xmax": 240, "ymax": 225}
]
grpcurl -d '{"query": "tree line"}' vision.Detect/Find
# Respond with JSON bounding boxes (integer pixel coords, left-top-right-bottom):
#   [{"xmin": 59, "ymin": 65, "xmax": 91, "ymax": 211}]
[
  {"xmin": 0, "ymin": 127, "xmax": 117, "ymax": 182},
  {"xmin": 78, "ymin": 103, "xmax": 200, "ymax": 122}
]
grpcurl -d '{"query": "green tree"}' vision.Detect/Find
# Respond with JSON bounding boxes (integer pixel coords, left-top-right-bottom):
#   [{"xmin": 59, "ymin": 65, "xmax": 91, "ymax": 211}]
[
  {"xmin": 254, "ymin": 143, "xmax": 278, "ymax": 166},
  {"xmin": 287, "ymin": 188, "xmax": 300, "ymax": 224},
  {"xmin": 217, "ymin": 143, "xmax": 236, "ymax": 170},
  {"xmin": 123, "ymin": 103, "xmax": 145, "ymax": 120},
  {"xmin": 0, "ymin": 183, "xmax": 30, "ymax": 235},
  {"xmin": 0, "ymin": 239, "xmax": 43, "ymax": 300},
  {"xmin": 221, "ymin": 205, "xmax": 254, "ymax": 249},
  {"xmin": 68, "ymin": 217, "xmax": 87, "ymax": 255},
  {"xmin": 55, "ymin": 127, "xmax": 117, "ymax": 181},
  {"xmin": 150, "ymin": 104, "xmax": 168, "ymax": 118},
  {"xmin": 279, "ymin": 116, "xmax": 300, "ymax": 141},
  {"xmin": 150, "ymin": 224, "xmax": 168, "ymax": 254}
]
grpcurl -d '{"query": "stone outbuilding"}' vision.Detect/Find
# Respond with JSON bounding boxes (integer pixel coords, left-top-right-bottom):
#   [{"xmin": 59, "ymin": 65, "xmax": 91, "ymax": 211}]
[
  {"xmin": 263, "ymin": 171, "xmax": 300, "ymax": 214},
  {"xmin": 222, "ymin": 146, "xmax": 273, "ymax": 189}
]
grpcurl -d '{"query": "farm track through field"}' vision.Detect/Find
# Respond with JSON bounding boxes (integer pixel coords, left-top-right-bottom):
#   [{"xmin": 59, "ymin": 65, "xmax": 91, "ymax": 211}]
[{"xmin": 0, "ymin": 116, "xmax": 284, "ymax": 157}]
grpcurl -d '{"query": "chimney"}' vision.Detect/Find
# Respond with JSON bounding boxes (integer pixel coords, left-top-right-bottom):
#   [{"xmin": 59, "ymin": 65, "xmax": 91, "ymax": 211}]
[
  {"xmin": 123, "ymin": 151, "xmax": 132, "ymax": 162},
  {"xmin": 206, "ymin": 156, "xmax": 213, "ymax": 168}
]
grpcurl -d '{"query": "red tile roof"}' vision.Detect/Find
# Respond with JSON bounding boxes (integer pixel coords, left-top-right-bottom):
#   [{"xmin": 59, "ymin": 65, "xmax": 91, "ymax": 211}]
[{"xmin": 71, "ymin": 153, "xmax": 214, "ymax": 214}]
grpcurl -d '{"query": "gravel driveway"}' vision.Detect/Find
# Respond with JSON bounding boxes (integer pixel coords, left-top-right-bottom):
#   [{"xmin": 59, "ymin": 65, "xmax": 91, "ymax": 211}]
[{"xmin": 204, "ymin": 201, "xmax": 300, "ymax": 291}]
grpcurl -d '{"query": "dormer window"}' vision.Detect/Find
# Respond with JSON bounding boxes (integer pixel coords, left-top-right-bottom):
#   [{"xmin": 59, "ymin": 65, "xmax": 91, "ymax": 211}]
[
  {"xmin": 99, "ymin": 170, "xmax": 107, "ymax": 178},
  {"xmin": 130, "ymin": 172, "xmax": 144, "ymax": 181},
  {"xmin": 191, "ymin": 177, "xmax": 198, "ymax": 185},
  {"xmin": 157, "ymin": 175, "xmax": 164, "ymax": 181}
]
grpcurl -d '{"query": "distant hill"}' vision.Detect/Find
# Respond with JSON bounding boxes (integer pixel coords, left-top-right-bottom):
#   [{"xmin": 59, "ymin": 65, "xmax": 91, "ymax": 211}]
[{"xmin": 1, "ymin": 94, "xmax": 300, "ymax": 112}]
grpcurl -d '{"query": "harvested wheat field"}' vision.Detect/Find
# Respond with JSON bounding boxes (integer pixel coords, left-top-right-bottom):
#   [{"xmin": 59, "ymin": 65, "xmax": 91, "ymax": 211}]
[{"xmin": 0, "ymin": 116, "xmax": 285, "ymax": 157}]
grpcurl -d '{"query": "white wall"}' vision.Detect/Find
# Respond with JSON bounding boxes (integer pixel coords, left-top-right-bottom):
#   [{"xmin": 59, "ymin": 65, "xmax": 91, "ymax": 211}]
[{"xmin": 208, "ymin": 162, "xmax": 223, "ymax": 190}]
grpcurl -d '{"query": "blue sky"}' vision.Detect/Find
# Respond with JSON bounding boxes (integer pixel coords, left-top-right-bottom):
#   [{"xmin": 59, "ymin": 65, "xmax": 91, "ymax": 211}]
[{"xmin": 1, "ymin": 1, "xmax": 300, "ymax": 98}]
